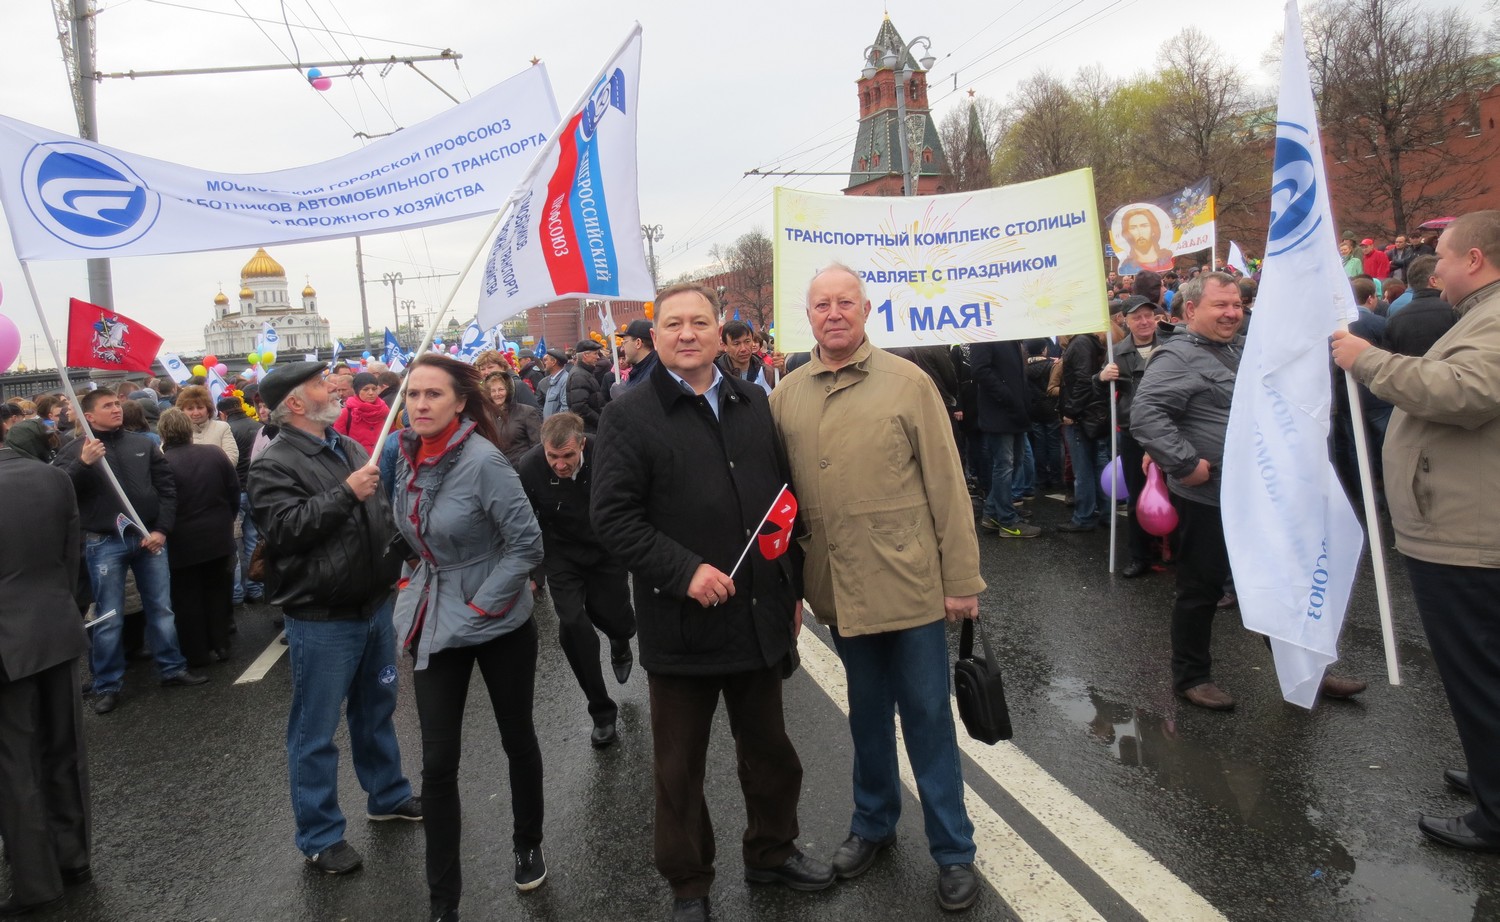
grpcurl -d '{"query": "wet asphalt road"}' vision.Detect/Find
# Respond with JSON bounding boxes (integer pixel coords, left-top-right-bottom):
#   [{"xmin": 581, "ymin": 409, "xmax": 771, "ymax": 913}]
[{"xmin": 7, "ymin": 494, "xmax": 1499, "ymax": 922}]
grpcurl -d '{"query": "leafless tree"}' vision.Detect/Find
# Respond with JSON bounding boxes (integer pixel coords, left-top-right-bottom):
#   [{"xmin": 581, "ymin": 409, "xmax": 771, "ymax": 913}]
[
  {"xmin": 709, "ymin": 230, "xmax": 775, "ymax": 331},
  {"xmin": 937, "ymin": 93, "xmax": 1007, "ymax": 192},
  {"xmin": 1304, "ymin": 0, "xmax": 1496, "ymax": 234},
  {"xmin": 994, "ymin": 72, "xmax": 1088, "ymax": 183}
]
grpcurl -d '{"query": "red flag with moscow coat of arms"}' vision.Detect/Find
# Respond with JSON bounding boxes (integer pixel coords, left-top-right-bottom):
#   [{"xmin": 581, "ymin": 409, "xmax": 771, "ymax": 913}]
[{"xmin": 66, "ymin": 298, "xmax": 164, "ymax": 373}]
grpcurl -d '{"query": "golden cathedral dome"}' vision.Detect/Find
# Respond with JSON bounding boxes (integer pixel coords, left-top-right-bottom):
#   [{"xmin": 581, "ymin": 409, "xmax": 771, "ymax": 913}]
[
  {"xmin": 302, "ymin": 284, "xmax": 316, "ymax": 298},
  {"xmin": 214, "ymin": 290, "xmax": 228, "ymax": 305},
  {"xmin": 239, "ymin": 286, "xmax": 254, "ymax": 299},
  {"xmin": 240, "ymin": 247, "xmax": 286, "ymax": 280}
]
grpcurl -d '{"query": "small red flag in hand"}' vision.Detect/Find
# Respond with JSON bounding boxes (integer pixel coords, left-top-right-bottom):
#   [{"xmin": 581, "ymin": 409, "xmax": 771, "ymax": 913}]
[
  {"xmin": 66, "ymin": 298, "xmax": 164, "ymax": 373},
  {"xmin": 757, "ymin": 486, "xmax": 798, "ymax": 560}
]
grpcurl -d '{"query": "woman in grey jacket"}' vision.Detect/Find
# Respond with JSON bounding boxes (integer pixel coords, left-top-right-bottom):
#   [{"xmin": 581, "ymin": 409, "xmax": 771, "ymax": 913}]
[{"xmin": 391, "ymin": 355, "xmax": 546, "ymax": 922}]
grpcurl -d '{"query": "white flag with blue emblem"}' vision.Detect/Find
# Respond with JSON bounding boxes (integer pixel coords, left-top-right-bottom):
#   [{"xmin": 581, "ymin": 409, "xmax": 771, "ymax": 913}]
[
  {"xmin": 257, "ymin": 322, "xmax": 280, "ymax": 358},
  {"xmin": 1220, "ymin": 0, "xmax": 1364, "ymax": 709}
]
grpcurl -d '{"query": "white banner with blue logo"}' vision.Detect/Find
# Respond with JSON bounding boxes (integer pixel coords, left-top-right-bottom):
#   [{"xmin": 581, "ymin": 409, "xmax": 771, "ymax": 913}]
[
  {"xmin": 158, "ymin": 352, "xmax": 192, "ymax": 385},
  {"xmin": 0, "ymin": 66, "xmax": 559, "ymax": 260},
  {"xmin": 1220, "ymin": 0, "xmax": 1364, "ymax": 708},
  {"xmin": 382, "ymin": 328, "xmax": 407, "ymax": 372},
  {"xmin": 476, "ymin": 25, "xmax": 654, "ymax": 329}
]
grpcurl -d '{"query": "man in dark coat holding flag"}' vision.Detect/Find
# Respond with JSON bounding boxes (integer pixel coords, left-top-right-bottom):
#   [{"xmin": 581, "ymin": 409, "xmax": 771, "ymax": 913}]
[{"xmin": 592, "ymin": 282, "xmax": 829, "ymax": 922}]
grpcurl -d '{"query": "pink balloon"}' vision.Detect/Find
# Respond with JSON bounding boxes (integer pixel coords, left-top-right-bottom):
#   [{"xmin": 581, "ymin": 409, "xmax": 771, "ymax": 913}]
[
  {"xmin": 0, "ymin": 314, "xmax": 19, "ymax": 373},
  {"xmin": 311, "ymin": 77, "xmax": 334, "ymax": 91},
  {"xmin": 448, "ymin": 344, "xmax": 459, "ymax": 354},
  {"xmin": 214, "ymin": 362, "xmax": 228, "ymax": 376},
  {"xmin": 1137, "ymin": 462, "xmax": 1179, "ymax": 537}
]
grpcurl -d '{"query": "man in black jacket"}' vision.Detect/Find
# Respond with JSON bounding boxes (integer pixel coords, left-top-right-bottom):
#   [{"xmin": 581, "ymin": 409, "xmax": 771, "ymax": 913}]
[
  {"xmin": 568, "ymin": 340, "xmax": 607, "ymax": 430},
  {"xmin": 0, "ymin": 430, "xmax": 92, "ymax": 915},
  {"xmin": 247, "ymin": 362, "xmax": 420, "ymax": 876},
  {"xmin": 54, "ymin": 390, "xmax": 206, "ymax": 715},
  {"xmin": 971, "ymin": 339, "xmax": 1040, "ymax": 538},
  {"xmin": 517, "ymin": 411, "xmax": 635, "ymax": 749},
  {"xmin": 219, "ymin": 396, "xmax": 265, "ymax": 605},
  {"xmin": 592, "ymin": 283, "xmax": 832, "ymax": 922},
  {"xmin": 1385, "ymin": 255, "xmax": 1456, "ymax": 357},
  {"xmin": 1057, "ymin": 323, "xmax": 1113, "ymax": 533},
  {"xmin": 1101, "ymin": 296, "xmax": 1166, "ymax": 574}
]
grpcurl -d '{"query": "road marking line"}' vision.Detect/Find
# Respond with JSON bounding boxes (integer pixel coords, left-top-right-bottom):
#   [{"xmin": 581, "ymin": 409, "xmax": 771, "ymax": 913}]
[
  {"xmin": 233, "ymin": 632, "xmax": 288, "ymax": 685},
  {"xmin": 950, "ymin": 701, "xmax": 1227, "ymax": 922},
  {"xmin": 798, "ymin": 630, "xmax": 1105, "ymax": 922}
]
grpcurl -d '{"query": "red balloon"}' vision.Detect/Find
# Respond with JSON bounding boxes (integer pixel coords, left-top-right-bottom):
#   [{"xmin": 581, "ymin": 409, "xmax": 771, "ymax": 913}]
[{"xmin": 204, "ymin": 354, "xmax": 218, "ymax": 367}]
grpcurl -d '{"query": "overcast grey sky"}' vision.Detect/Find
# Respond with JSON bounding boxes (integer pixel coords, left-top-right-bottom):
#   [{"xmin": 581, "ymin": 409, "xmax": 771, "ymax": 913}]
[{"xmin": 0, "ymin": 0, "xmax": 1487, "ymax": 362}]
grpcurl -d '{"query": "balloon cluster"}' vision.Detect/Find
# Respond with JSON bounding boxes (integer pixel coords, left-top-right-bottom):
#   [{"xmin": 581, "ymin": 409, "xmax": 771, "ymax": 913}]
[
  {"xmin": 0, "ymin": 281, "xmax": 18, "ymax": 374},
  {"xmin": 306, "ymin": 68, "xmax": 334, "ymax": 92},
  {"xmin": 642, "ymin": 301, "xmax": 654, "ymax": 320},
  {"xmin": 589, "ymin": 330, "xmax": 608, "ymax": 348}
]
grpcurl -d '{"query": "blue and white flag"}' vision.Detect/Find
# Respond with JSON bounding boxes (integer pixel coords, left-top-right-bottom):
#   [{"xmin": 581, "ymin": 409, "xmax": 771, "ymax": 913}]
[
  {"xmin": 205, "ymin": 366, "xmax": 229, "ymax": 404},
  {"xmin": 534, "ymin": 336, "xmax": 547, "ymax": 358},
  {"xmin": 331, "ymin": 339, "xmax": 343, "ymax": 366},
  {"xmin": 458, "ymin": 320, "xmax": 486, "ymax": 361},
  {"xmin": 382, "ymin": 328, "xmax": 407, "ymax": 372},
  {"xmin": 158, "ymin": 352, "xmax": 192, "ymax": 385},
  {"xmin": 0, "ymin": 67, "xmax": 558, "ymax": 260},
  {"xmin": 257, "ymin": 322, "xmax": 280, "ymax": 358},
  {"xmin": 1221, "ymin": 0, "xmax": 1364, "ymax": 709}
]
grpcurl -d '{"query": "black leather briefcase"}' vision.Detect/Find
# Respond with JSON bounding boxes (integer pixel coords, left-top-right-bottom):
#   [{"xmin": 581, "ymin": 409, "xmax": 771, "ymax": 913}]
[{"xmin": 954, "ymin": 616, "xmax": 1012, "ymax": 744}]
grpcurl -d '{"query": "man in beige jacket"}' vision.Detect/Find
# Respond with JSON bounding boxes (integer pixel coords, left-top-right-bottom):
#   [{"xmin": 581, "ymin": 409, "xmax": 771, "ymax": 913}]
[
  {"xmin": 771, "ymin": 263, "xmax": 986, "ymax": 911},
  {"xmin": 1333, "ymin": 210, "xmax": 1500, "ymax": 853}
]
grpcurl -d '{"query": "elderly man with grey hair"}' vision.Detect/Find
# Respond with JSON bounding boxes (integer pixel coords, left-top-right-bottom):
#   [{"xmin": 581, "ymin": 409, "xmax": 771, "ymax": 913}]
[
  {"xmin": 247, "ymin": 361, "xmax": 421, "ymax": 877},
  {"xmin": 770, "ymin": 263, "xmax": 986, "ymax": 912}
]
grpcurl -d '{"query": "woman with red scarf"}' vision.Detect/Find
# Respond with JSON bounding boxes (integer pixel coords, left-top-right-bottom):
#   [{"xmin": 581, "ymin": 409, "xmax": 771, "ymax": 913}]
[{"xmin": 333, "ymin": 372, "xmax": 389, "ymax": 454}]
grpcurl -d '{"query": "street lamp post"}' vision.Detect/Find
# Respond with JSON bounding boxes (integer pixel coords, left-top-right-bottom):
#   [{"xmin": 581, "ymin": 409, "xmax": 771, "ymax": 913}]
[
  {"xmin": 641, "ymin": 224, "xmax": 664, "ymax": 291},
  {"xmin": 863, "ymin": 35, "xmax": 936, "ymax": 197},
  {"xmin": 381, "ymin": 271, "xmax": 403, "ymax": 343},
  {"xmin": 401, "ymin": 299, "xmax": 418, "ymax": 347}
]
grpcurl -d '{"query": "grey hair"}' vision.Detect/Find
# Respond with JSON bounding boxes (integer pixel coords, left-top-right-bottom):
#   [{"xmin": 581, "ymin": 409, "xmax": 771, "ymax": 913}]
[
  {"xmin": 806, "ymin": 262, "xmax": 868, "ymax": 307},
  {"xmin": 267, "ymin": 382, "xmax": 311, "ymax": 428}
]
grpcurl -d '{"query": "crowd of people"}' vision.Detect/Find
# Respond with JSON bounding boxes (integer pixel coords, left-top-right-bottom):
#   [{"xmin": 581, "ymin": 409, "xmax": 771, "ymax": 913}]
[{"xmin": 2, "ymin": 211, "xmax": 1498, "ymax": 920}]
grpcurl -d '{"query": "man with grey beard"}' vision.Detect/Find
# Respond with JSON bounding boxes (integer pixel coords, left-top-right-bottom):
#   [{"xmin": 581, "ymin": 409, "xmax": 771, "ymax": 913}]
[{"xmin": 247, "ymin": 362, "xmax": 420, "ymax": 876}]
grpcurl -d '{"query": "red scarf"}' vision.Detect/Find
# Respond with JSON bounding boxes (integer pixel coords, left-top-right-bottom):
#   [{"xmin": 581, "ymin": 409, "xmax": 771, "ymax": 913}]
[{"xmin": 415, "ymin": 416, "xmax": 461, "ymax": 466}]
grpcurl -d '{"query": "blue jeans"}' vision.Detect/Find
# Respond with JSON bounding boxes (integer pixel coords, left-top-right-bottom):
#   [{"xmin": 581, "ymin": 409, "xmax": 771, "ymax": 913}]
[
  {"xmin": 1065, "ymin": 425, "xmax": 1108, "ymax": 526},
  {"xmin": 981, "ymin": 432, "xmax": 1027, "ymax": 525},
  {"xmin": 284, "ymin": 595, "xmax": 413, "ymax": 856},
  {"xmin": 232, "ymin": 492, "xmax": 262, "ymax": 604},
  {"xmin": 1029, "ymin": 419, "xmax": 1063, "ymax": 488},
  {"xmin": 1013, "ymin": 437, "xmax": 1035, "ymax": 500},
  {"xmin": 832, "ymin": 620, "xmax": 976, "ymax": 866},
  {"xmin": 84, "ymin": 534, "xmax": 188, "ymax": 694}
]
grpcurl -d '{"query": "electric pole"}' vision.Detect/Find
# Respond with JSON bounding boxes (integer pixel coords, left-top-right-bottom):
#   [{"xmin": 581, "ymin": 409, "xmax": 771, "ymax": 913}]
[{"xmin": 641, "ymin": 224, "xmax": 664, "ymax": 291}]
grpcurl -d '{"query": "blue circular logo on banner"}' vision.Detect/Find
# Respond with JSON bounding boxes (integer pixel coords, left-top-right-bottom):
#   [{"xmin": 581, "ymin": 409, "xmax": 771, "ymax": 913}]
[
  {"xmin": 1266, "ymin": 122, "xmax": 1321, "ymax": 258},
  {"xmin": 20, "ymin": 142, "xmax": 160, "ymax": 250}
]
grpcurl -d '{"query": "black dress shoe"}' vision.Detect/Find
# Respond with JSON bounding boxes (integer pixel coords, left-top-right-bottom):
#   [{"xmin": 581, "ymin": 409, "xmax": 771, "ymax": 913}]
[
  {"xmin": 671, "ymin": 896, "xmax": 709, "ymax": 922},
  {"xmin": 611, "ymin": 639, "xmax": 634, "ymax": 684},
  {"xmin": 744, "ymin": 851, "xmax": 835, "ymax": 891},
  {"xmin": 1120, "ymin": 560, "xmax": 1151, "ymax": 578},
  {"xmin": 59, "ymin": 866, "xmax": 91, "ymax": 886},
  {"xmin": 161, "ymin": 671, "xmax": 208, "ymax": 687},
  {"xmin": 938, "ymin": 863, "xmax": 980, "ymax": 911},
  {"xmin": 0, "ymin": 894, "xmax": 63, "ymax": 917},
  {"xmin": 1445, "ymin": 769, "xmax": 1472, "ymax": 795},
  {"xmin": 1418, "ymin": 813, "xmax": 1500, "ymax": 852},
  {"xmin": 590, "ymin": 721, "xmax": 618, "ymax": 749},
  {"xmin": 1056, "ymin": 521, "xmax": 1095, "ymax": 533},
  {"xmin": 92, "ymin": 693, "xmax": 120, "ymax": 715},
  {"xmin": 429, "ymin": 906, "xmax": 459, "ymax": 922},
  {"xmin": 830, "ymin": 833, "xmax": 896, "ymax": 879}
]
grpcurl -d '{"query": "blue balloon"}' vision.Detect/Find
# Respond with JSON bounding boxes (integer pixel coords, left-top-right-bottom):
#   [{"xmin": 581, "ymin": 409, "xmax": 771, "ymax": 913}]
[
  {"xmin": 306, "ymin": 67, "xmax": 322, "ymax": 79},
  {"xmin": 362, "ymin": 350, "xmax": 372, "ymax": 359}
]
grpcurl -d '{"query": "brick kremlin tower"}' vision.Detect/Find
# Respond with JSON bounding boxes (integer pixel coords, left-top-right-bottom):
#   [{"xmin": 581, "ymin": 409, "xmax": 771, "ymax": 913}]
[{"xmin": 845, "ymin": 15, "xmax": 952, "ymax": 196}]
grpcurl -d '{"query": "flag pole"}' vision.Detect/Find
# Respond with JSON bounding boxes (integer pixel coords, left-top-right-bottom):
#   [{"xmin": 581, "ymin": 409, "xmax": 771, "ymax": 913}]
[
  {"xmin": 367, "ymin": 21, "xmax": 645, "ymax": 463},
  {"xmin": 729, "ymin": 483, "xmax": 787, "ymax": 580},
  {"xmin": 1342, "ymin": 370, "xmax": 1401, "ymax": 684},
  {"xmin": 1106, "ymin": 331, "xmax": 1118, "ymax": 573},
  {"xmin": 18, "ymin": 261, "xmax": 150, "ymax": 536}
]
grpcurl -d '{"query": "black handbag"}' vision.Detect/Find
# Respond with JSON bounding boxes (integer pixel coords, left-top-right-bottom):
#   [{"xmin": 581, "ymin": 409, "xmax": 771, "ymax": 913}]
[{"xmin": 954, "ymin": 616, "xmax": 1012, "ymax": 744}]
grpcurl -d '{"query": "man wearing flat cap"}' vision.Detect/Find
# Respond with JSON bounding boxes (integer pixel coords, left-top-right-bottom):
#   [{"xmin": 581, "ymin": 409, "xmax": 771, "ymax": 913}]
[
  {"xmin": 247, "ymin": 362, "xmax": 421, "ymax": 876},
  {"xmin": 540, "ymin": 349, "xmax": 570, "ymax": 419},
  {"xmin": 567, "ymin": 340, "xmax": 606, "ymax": 431}
]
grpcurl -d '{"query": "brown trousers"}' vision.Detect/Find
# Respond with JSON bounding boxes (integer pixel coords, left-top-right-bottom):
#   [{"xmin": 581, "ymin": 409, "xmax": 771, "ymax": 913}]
[{"xmin": 648, "ymin": 667, "xmax": 802, "ymax": 899}]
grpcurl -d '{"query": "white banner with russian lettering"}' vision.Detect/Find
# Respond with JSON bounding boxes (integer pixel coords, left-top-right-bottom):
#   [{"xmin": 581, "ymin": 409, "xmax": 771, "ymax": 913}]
[
  {"xmin": 0, "ymin": 66, "xmax": 558, "ymax": 260},
  {"xmin": 476, "ymin": 26, "xmax": 654, "ymax": 328},
  {"xmin": 772, "ymin": 170, "xmax": 1109, "ymax": 352}
]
